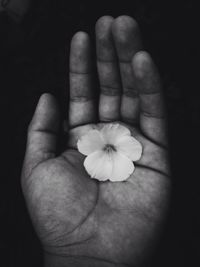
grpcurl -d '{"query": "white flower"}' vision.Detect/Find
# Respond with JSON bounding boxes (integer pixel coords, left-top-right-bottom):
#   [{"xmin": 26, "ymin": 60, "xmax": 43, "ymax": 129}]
[{"xmin": 77, "ymin": 124, "xmax": 142, "ymax": 182}]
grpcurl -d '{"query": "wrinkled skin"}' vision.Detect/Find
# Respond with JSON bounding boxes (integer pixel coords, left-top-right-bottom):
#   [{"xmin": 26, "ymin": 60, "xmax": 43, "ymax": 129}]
[{"xmin": 21, "ymin": 16, "xmax": 171, "ymax": 267}]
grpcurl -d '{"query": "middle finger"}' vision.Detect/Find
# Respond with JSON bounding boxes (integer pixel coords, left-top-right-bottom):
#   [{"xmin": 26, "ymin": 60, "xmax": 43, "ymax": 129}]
[
  {"xmin": 112, "ymin": 16, "xmax": 142, "ymax": 124},
  {"xmin": 96, "ymin": 16, "xmax": 122, "ymax": 122}
]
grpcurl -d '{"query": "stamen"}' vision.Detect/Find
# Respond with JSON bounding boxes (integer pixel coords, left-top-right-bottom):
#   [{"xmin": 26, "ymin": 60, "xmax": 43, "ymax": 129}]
[{"xmin": 103, "ymin": 144, "xmax": 117, "ymax": 153}]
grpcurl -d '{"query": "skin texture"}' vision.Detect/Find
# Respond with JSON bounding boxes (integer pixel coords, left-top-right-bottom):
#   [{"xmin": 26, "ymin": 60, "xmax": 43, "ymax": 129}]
[{"xmin": 21, "ymin": 16, "xmax": 171, "ymax": 267}]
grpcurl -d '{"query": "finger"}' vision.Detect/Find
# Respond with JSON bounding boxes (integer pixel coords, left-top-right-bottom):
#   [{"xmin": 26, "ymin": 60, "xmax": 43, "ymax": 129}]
[
  {"xmin": 132, "ymin": 51, "xmax": 167, "ymax": 146},
  {"xmin": 23, "ymin": 93, "xmax": 60, "ymax": 178},
  {"xmin": 69, "ymin": 32, "xmax": 96, "ymax": 128},
  {"xmin": 96, "ymin": 16, "xmax": 122, "ymax": 122},
  {"xmin": 112, "ymin": 16, "xmax": 142, "ymax": 124}
]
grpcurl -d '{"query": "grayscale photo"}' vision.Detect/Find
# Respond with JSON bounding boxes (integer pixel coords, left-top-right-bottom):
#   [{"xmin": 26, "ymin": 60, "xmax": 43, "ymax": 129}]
[{"xmin": 0, "ymin": 1, "xmax": 199, "ymax": 266}]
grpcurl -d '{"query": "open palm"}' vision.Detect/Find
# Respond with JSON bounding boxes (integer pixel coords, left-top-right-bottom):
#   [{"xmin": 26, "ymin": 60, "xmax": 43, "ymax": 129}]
[{"xmin": 21, "ymin": 16, "xmax": 171, "ymax": 267}]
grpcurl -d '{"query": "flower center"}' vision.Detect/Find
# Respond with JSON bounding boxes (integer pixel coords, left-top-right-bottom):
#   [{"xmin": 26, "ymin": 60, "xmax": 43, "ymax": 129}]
[{"xmin": 103, "ymin": 144, "xmax": 117, "ymax": 153}]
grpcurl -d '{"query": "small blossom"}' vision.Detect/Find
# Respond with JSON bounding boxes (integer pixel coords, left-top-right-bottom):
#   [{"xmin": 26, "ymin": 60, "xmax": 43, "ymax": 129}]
[{"xmin": 77, "ymin": 124, "xmax": 142, "ymax": 182}]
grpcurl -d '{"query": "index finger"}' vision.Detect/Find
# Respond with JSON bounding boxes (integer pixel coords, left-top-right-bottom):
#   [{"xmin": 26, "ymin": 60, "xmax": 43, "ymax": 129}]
[{"xmin": 69, "ymin": 32, "xmax": 97, "ymax": 128}]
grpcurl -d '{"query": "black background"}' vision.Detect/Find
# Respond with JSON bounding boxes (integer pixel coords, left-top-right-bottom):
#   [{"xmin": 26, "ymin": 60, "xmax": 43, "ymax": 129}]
[{"xmin": 0, "ymin": 0, "xmax": 199, "ymax": 266}]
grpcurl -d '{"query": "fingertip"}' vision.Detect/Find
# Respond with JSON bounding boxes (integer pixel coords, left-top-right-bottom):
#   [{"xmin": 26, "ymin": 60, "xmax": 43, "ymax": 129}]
[
  {"xmin": 37, "ymin": 93, "xmax": 58, "ymax": 113},
  {"xmin": 132, "ymin": 51, "xmax": 161, "ymax": 93},
  {"xmin": 95, "ymin": 16, "xmax": 116, "ymax": 62},
  {"xmin": 113, "ymin": 15, "xmax": 139, "ymax": 29},
  {"xmin": 112, "ymin": 15, "xmax": 139, "ymax": 41},
  {"xmin": 132, "ymin": 51, "xmax": 152, "ymax": 75},
  {"xmin": 39, "ymin": 92, "xmax": 56, "ymax": 103},
  {"xmin": 111, "ymin": 15, "xmax": 141, "ymax": 60},
  {"xmin": 95, "ymin": 16, "xmax": 114, "ymax": 35},
  {"xmin": 95, "ymin": 16, "xmax": 114, "ymax": 46},
  {"xmin": 70, "ymin": 31, "xmax": 91, "ymax": 73},
  {"xmin": 31, "ymin": 93, "xmax": 60, "ymax": 132},
  {"xmin": 71, "ymin": 31, "xmax": 90, "ymax": 49}
]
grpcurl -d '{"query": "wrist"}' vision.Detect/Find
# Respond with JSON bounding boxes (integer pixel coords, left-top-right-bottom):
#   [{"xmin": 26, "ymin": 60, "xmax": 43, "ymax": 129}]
[{"xmin": 44, "ymin": 253, "xmax": 129, "ymax": 267}]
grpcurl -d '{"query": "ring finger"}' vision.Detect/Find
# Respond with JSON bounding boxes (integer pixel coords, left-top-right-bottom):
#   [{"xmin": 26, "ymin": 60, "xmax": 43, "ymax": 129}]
[
  {"xmin": 112, "ymin": 16, "xmax": 142, "ymax": 124},
  {"xmin": 68, "ymin": 32, "xmax": 97, "ymax": 128}
]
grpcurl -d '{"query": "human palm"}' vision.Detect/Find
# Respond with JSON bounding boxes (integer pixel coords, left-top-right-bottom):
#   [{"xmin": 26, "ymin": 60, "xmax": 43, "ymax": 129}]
[{"xmin": 22, "ymin": 16, "xmax": 171, "ymax": 267}]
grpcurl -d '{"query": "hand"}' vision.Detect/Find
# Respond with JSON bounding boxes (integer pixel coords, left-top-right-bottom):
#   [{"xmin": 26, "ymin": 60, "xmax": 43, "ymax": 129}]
[{"xmin": 21, "ymin": 16, "xmax": 171, "ymax": 267}]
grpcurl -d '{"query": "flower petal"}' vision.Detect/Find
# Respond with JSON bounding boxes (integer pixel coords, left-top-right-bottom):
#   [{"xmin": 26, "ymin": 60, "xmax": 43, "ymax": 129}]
[
  {"xmin": 110, "ymin": 152, "xmax": 134, "ymax": 182},
  {"xmin": 116, "ymin": 136, "xmax": 142, "ymax": 161},
  {"xmin": 100, "ymin": 123, "xmax": 131, "ymax": 145},
  {"xmin": 84, "ymin": 150, "xmax": 112, "ymax": 181},
  {"xmin": 77, "ymin": 130, "xmax": 105, "ymax": 156}
]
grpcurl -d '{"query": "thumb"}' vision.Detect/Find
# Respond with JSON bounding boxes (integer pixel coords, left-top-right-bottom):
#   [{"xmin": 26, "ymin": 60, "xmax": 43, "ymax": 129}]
[{"xmin": 22, "ymin": 93, "xmax": 60, "ymax": 179}]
